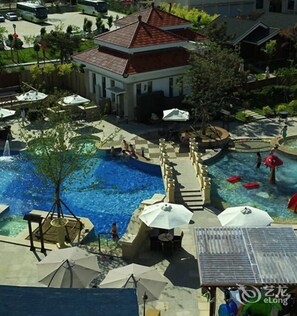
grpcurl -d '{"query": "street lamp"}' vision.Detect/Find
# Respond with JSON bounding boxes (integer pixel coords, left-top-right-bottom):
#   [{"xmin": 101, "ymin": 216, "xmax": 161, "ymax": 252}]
[{"xmin": 12, "ymin": 24, "xmax": 16, "ymax": 34}]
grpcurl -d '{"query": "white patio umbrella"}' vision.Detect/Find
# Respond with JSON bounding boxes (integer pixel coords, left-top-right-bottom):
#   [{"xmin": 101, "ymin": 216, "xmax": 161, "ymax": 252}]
[
  {"xmin": 99, "ymin": 263, "xmax": 167, "ymax": 304},
  {"xmin": 16, "ymin": 90, "xmax": 48, "ymax": 102},
  {"xmin": 0, "ymin": 108, "xmax": 16, "ymax": 119},
  {"xmin": 162, "ymin": 108, "xmax": 189, "ymax": 121},
  {"xmin": 36, "ymin": 246, "xmax": 100, "ymax": 288},
  {"xmin": 139, "ymin": 202, "xmax": 193, "ymax": 230},
  {"xmin": 218, "ymin": 206, "xmax": 273, "ymax": 227},
  {"xmin": 60, "ymin": 94, "xmax": 90, "ymax": 105}
]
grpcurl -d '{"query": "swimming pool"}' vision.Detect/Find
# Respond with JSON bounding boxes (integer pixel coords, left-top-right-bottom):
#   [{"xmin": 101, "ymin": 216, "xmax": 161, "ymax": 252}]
[
  {"xmin": 207, "ymin": 150, "xmax": 297, "ymax": 218},
  {"xmin": 0, "ymin": 151, "xmax": 164, "ymax": 237}
]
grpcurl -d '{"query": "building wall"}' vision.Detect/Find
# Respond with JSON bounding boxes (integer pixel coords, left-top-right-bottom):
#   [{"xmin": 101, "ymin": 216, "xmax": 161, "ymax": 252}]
[{"xmin": 85, "ymin": 65, "xmax": 188, "ymax": 120}]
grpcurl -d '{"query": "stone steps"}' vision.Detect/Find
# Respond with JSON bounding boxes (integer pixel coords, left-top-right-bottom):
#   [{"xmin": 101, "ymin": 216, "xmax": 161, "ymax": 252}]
[
  {"xmin": 175, "ymin": 190, "xmax": 204, "ymax": 211},
  {"xmin": 242, "ymin": 110, "xmax": 266, "ymax": 120}
]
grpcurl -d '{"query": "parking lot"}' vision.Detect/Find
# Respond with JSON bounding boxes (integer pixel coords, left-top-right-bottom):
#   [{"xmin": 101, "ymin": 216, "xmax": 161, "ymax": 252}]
[{"xmin": 0, "ymin": 11, "xmax": 125, "ymax": 48}]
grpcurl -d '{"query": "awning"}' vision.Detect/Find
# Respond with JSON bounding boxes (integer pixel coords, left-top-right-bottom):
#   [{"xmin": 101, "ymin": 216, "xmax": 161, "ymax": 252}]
[{"xmin": 195, "ymin": 226, "xmax": 297, "ymax": 287}]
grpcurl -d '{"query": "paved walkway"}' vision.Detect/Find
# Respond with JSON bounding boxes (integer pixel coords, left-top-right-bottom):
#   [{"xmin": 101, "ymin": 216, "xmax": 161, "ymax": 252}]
[{"xmin": 173, "ymin": 158, "xmax": 201, "ymax": 192}]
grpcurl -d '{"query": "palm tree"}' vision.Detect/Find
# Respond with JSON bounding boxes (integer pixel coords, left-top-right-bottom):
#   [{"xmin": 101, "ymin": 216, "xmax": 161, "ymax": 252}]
[
  {"xmin": 34, "ymin": 43, "xmax": 40, "ymax": 66},
  {"xmin": 107, "ymin": 15, "xmax": 113, "ymax": 30}
]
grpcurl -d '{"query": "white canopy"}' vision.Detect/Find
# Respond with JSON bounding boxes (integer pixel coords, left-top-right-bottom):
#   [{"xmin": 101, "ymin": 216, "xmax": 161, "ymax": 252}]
[
  {"xmin": 0, "ymin": 108, "xmax": 16, "ymax": 119},
  {"xmin": 162, "ymin": 108, "xmax": 189, "ymax": 121},
  {"xmin": 139, "ymin": 202, "xmax": 193, "ymax": 230},
  {"xmin": 61, "ymin": 94, "xmax": 90, "ymax": 105},
  {"xmin": 36, "ymin": 246, "xmax": 100, "ymax": 288},
  {"xmin": 100, "ymin": 263, "xmax": 167, "ymax": 304},
  {"xmin": 218, "ymin": 206, "xmax": 273, "ymax": 227},
  {"xmin": 16, "ymin": 90, "xmax": 48, "ymax": 102}
]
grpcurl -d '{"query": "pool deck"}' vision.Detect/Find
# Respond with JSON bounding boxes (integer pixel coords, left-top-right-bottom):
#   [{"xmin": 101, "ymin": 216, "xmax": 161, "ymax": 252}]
[{"xmin": 0, "ymin": 114, "xmax": 297, "ymax": 315}]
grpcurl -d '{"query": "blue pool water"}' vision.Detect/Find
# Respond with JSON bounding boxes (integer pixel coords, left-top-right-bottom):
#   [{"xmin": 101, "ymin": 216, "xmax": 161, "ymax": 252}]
[
  {"xmin": 208, "ymin": 151, "xmax": 297, "ymax": 218},
  {"xmin": 0, "ymin": 151, "xmax": 164, "ymax": 237}
]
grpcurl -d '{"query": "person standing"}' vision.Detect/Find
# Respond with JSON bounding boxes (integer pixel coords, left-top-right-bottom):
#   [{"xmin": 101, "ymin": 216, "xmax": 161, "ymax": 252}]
[
  {"xmin": 111, "ymin": 223, "xmax": 119, "ymax": 241},
  {"xmin": 281, "ymin": 125, "xmax": 288, "ymax": 142},
  {"xmin": 110, "ymin": 146, "xmax": 116, "ymax": 157},
  {"xmin": 21, "ymin": 108, "xmax": 26, "ymax": 122}
]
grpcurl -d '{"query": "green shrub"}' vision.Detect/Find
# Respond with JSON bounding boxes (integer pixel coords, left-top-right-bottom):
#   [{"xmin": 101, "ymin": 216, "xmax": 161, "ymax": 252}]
[
  {"xmin": 235, "ymin": 111, "xmax": 247, "ymax": 122},
  {"xmin": 246, "ymin": 85, "xmax": 287, "ymax": 107},
  {"xmin": 275, "ymin": 103, "xmax": 288, "ymax": 113},
  {"xmin": 287, "ymin": 100, "xmax": 297, "ymax": 114},
  {"xmin": 262, "ymin": 106, "xmax": 274, "ymax": 116}
]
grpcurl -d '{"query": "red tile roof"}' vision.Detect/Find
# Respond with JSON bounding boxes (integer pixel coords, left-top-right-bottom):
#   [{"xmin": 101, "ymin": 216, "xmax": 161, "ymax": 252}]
[
  {"xmin": 73, "ymin": 47, "xmax": 189, "ymax": 76},
  {"xmin": 74, "ymin": 48, "xmax": 128, "ymax": 75},
  {"xmin": 170, "ymin": 29, "xmax": 207, "ymax": 42},
  {"xmin": 115, "ymin": 4, "xmax": 191, "ymax": 28},
  {"xmin": 95, "ymin": 18, "xmax": 187, "ymax": 48}
]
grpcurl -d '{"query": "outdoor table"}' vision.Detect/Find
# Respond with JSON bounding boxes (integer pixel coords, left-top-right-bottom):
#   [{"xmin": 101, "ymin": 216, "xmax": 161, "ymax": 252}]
[
  {"xmin": 158, "ymin": 233, "xmax": 174, "ymax": 256},
  {"xmin": 158, "ymin": 233, "xmax": 173, "ymax": 242}
]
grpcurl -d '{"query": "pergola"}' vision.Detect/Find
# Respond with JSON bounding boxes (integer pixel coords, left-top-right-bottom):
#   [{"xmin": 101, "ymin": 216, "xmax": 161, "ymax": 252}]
[{"xmin": 195, "ymin": 227, "xmax": 297, "ymax": 316}]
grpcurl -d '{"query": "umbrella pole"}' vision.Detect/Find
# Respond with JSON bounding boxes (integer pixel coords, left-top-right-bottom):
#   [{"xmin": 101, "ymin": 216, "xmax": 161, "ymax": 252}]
[
  {"xmin": 143, "ymin": 292, "xmax": 148, "ymax": 316},
  {"xmin": 66, "ymin": 259, "xmax": 73, "ymax": 288},
  {"xmin": 47, "ymin": 259, "xmax": 69, "ymax": 288},
  {"xmin": 270, "ymin": 168, "xmax": 276, "ymax": 184},
  {"xmin": 123, "ymin": 274, "xmax": 137, "ymax": 288}
]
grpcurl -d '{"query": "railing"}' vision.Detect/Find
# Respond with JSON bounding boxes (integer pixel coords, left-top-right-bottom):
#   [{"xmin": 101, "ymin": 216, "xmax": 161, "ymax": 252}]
[
  {"xmin": 159, "ymin": 138, "xmax": 175, "ymax": 202},
  {"xmin": 188, "ymin": 138, "xmax": 211, "ymax": 205}
]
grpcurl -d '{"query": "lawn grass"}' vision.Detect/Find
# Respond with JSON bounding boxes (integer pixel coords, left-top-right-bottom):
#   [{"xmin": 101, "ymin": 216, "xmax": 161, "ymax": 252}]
[
  {"xmin": 252, "ymin": 108, "xmax": 264, "ymax": 115},
  {"xmin": 0, "ymin": 39, "xmax": 96, "ymax": 65}
]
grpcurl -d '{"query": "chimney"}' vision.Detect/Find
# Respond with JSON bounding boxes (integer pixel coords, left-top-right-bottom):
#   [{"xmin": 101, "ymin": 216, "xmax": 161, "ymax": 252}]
[
  {"xmin": 138, "ymin": 15, "xmax": 142, "ymax": 22},
  {"xmin": 151, "ymin": 2, "xmax": 154, "ymax": 8}
]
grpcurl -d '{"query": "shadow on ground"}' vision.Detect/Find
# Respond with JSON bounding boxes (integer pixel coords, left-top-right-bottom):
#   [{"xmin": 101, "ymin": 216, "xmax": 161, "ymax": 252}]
[{"xmin": 164, "ymin": 249, "xmax": 200, "ymax": 289}]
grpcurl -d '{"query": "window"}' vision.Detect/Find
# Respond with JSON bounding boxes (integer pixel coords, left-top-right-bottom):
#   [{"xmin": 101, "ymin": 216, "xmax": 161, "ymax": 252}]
[
  {"xmin": 147, "ymin": 81, "xmax": 152, "ymax": 93},
  {"xmin": 136, "ymin": 83, "xmax": 141, "ymax": 96},
  {"xmin": 110, "ymin": 79, "xmax": 115, "ymax": 87},
  {"xmin": 178, "ymin": 78, "xmax": 183, "ymax": 96},
  {"xmin": 288, "ymin": 0, "xmax": 294, "ymax": 10},
  {"xmin": 256, "ymin": 0, "xmax": 264, "ymax": 9},
  {"xmin": 111, "ymin": 93, "xmax": 115, "ymax": 102},
  {"xmin": 92, "ymin": 73, "xmax": 96, "ymax": 94},
  {"xmin": 169, "ymin": 78, "xmax": 173, "ymax": 97},
  {"xmin": 102, "ymin": 76, "xmax": 106, "ymax": 98}
]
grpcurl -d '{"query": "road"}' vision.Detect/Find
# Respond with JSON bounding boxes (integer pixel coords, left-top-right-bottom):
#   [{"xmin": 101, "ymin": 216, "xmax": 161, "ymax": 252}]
[{"xmin": 1, "ymin": 11, "xmax": 125, "ymax": 47}]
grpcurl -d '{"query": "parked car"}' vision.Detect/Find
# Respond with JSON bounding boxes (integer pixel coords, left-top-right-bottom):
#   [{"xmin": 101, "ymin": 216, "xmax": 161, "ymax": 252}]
[
  {"xmin": 5, "ymin": 12, "xmax": 18, "ymax": 21},
  {"xmin": 0, "ymin": 14, "xmax": 5, "ymax": 22}
]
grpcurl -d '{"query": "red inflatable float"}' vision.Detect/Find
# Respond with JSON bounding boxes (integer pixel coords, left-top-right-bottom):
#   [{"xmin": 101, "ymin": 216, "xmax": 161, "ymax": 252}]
[
  {"xmin": 227, "ymin": 176, "xmax": 241, "ymax": 183},
  {"xmin": 288, "ymin": 193, "xmax": 297, "ymax": 213},
  {"xmin": 243, "ymin": 182, "xmax": 260, "ymax": 189}
]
